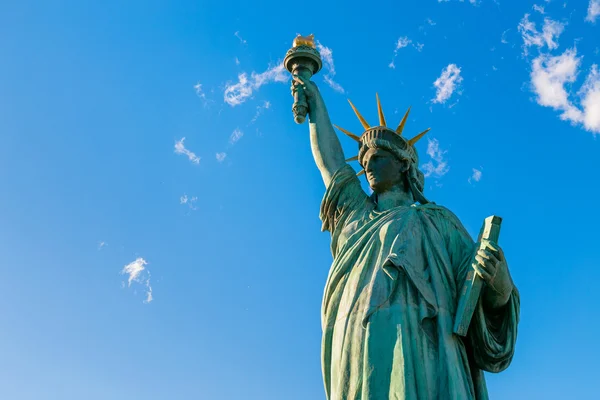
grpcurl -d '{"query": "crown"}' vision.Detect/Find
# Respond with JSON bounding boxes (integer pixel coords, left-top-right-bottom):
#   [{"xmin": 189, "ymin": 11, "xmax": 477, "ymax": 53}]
[{"xmin": 334, "ymin": 94, "xmax": 430, "ymax": 176}]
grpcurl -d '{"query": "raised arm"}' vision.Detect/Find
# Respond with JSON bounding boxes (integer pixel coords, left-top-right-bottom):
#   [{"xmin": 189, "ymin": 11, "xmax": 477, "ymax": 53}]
[{"xmin": 292, "ymin": 76, "xmax": 346, "ymax": 187}]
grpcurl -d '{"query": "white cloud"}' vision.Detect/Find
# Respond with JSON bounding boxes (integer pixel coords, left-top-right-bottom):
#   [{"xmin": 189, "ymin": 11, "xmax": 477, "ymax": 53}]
[
  {"xmin": 98, "ymin": 241, "xmax": 107, "ymax": 250},
  {"xmin": 438, "ymin": 0, "xmax": 477, "ymax": 4},
  {"xmin": 234, "ymin": 31, "xmax": 247, "ymax": 44},
  {"xmin": 316, "ymin": 41, "xmax": 345, "ymax": 94},
  {"xmin": 533, "ymin": 4, "xmax": 545, "ymax": 14},
  {"xmin": 421, "ymin": 138, "xmax": 449, "ymax": 178},
  {"xmin": 501, "ymin": 29, "xmax": 510, "ymax": 44},
  {"xmin": 587, "ymin": 0, "xmax": 600, "ymax": 22},
  {"xmin": 145, "ymin": 280, "xmax": 153, "ymax": 303},
  {"xmin": 235, "ymin": 57, "xmax": 240, "ymax": 65},
  {"xmin": 518, "ymin": 14, "xmax": 565, "ymax": 56},
  {"xmin": 250, "ymin": 100, "xmax": 271, "ymax": 124},
  {"xmin": 224, "ymin": 64, "xmax": 287, "ymax": 106},
  {"xmin": 121, "ymin": 258, "xmax": 153, "ymax": 303},
  {"xmin": 579, "ymin": 65, "xmax": 600, "ymax": 132},
  {"xmin": 216, "ymin": 152, "xmax": 227, "ymax": 162},
  {"xmin": 432, "ymin": 64, "xmax": 463, "ymax": 104},
  {"xmin": 229, "ymin": 128, "xmax": 244, "ymax": 144},
  {"xmin": 122, "ymin": 258, "xmax": 146, "ymax": 286},
  {"xmin": 469, "ymin": 168, "xmax": 483, "ymax": 184},
  {"xmin": 426, "ymin": 18, "xmax": 436, "ymax": 26},
  {"xmin": 180, "ymin": 194, "xmax": 198, "ymax": 210},
  {"xmin": 193, "ymin": 82, "xmax": 205, "ymax": 99},
  {"xmin": 389, "ymin": 37, "xmax": 417, "ymax": 69},
  {"xmin": 529, "ymin": 49, "xmax": 600, "ymax": 134},
  {"xmin": 174, "ymin": 137, "xmax": 200, "ymax": 164}
]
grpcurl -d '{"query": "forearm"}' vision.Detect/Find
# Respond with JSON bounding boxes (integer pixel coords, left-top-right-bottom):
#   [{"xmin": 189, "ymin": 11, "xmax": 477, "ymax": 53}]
[{"xmin": 307, "ymin": 94, "xmax": 347, "ymax": 187}]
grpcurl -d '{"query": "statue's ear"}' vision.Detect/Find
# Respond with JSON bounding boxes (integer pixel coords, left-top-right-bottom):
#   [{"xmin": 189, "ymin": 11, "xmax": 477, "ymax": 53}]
[{"xmin": 399, "ymin": 158, "xmax": 411, "ymax": 173}]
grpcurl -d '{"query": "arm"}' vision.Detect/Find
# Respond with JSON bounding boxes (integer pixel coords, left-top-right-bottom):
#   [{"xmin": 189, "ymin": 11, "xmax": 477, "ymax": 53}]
[{"xmin": 292, "ymin": 76, "xmax": 346, "ymax": 187}]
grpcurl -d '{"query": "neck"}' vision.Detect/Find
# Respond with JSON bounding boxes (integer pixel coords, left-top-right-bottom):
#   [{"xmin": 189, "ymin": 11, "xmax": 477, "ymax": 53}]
[{"xmin": 375, "ymin": 186, "xmax": 414, "ymax": 211}]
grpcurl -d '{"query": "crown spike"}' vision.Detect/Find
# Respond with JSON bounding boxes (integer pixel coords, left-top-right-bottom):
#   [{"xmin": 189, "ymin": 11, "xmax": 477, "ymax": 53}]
[
  {"xmin": 347, "ymin": 99, "xmax": 370, "ymax": 130},
  {"xmin": 345, "ymin": 155, "xmax": 359, "ymax": 162},
  {"xmin": 376, "ymin": 93, "xmax": 386, "ymax": 127},
  {"xmin": 334, "ymin": 125, "xmax": 361, "ymax": 142},
  {"xmin": 395, "ymin": 106, "xmax": 412, "ymax": 135},
  {"xmin": 407, "ymin": 128, "xmax": 431, "ymax": 146},
  {"xmin": 357, "ymin": 170, "xmax": 365, "ymax": 176}
]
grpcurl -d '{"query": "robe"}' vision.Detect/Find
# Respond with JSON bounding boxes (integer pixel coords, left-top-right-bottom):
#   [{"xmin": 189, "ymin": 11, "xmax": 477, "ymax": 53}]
[{"xmin": 319, "ymin": 165, "xmax": 519, "ymax": 400}]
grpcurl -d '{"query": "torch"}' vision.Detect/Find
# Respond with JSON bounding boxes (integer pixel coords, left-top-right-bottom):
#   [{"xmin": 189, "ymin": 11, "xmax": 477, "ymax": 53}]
[{"xmin": 284, "ymin": 34, "xmax": 322, "ymax": 124}]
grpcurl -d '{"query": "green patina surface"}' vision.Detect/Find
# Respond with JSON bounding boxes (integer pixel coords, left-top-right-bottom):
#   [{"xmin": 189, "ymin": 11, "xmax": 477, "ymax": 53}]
[{"xmin": 285, "ymin": 35, "xmax": 520, "ymax": 400}]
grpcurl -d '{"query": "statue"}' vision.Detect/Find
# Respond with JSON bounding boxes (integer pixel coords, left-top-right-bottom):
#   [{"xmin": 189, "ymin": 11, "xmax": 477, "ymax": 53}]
[{"xmin": 284, "ymin": 35, "xmax": 520, "ymax": 400}]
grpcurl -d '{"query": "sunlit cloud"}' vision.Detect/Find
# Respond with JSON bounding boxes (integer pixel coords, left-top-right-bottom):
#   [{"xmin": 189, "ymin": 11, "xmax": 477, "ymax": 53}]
[
  {"xmin": 229, "ymin": 128, "xmax": 244, "ymax": 145},
  {"xmin": 517, "ymin": 14, "xmax": 565, "ymax": 56},
  {"xmin": 469, "ymin": 168, "xmax": 483, "ymax": 184},
  {"xmin": 316, "ymin": 41, "xmax": 345, "ymax": 94},
  {"xmin": 234, "ymin": 31, "xmax": 247, "ymax": 44},
  {"xmin": 432, "ymin": 64, "xmax": 463, "ymax": 104},
  {"xmin": 519, "ymin": 12, "xmax": 600, "ymax": 134},
  {"xmin": 121, "ymin": 257, "xmax": 153, "ymax": 304},
  {"xmin": 180, "ymin": 194, "xmax": 198, "ymax": 210},
  {"xmin": 174, "ymin": 137, "xmax": 200, "ymax": 164},
  {"xmin": 586, "ymin": 0, "xmax": 600, "ymax": 23},
  {"xmin": 250, "ymin": 100, "xmax": 271, "ymax": 124},
  {"xmin": 224, "ymin": 64, "xmax": 287, "ymax": 106},
  {"xmin": 389, "ymin": 37, "xmax": 424, "ymax": 68},
  {"xmin": 421, "ymin": 138, "xmax": 449, "ymax": 178}
]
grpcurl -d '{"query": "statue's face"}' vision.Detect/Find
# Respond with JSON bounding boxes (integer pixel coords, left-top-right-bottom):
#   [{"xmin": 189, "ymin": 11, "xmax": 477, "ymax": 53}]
[{"xmin": 363, "ymin": 148, "xmax": 408, "ymax": 193}]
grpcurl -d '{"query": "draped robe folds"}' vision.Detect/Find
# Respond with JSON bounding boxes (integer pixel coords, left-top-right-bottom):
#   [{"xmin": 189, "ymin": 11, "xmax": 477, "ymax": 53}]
[{"xmin": 319, "ymin": 165, "xmax": 520, "ymax": 400}]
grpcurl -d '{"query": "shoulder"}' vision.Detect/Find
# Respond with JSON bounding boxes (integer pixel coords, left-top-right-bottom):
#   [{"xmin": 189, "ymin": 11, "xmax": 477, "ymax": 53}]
[{"xmin": 413, "ymin": 203, "xmax": 470, "ymax": 236}]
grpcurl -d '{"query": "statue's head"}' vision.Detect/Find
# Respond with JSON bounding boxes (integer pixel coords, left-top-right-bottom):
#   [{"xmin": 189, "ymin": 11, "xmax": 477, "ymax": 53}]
[{"xmin": 334, "ymin": 95, "xmax": 430, "ymax": 204}]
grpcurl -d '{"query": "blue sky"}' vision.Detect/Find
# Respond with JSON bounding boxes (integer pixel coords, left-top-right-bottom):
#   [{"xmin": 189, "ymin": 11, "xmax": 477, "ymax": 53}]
[{"xmin": 1, "ymin": 0, "xmax": 600, "ymax": 399}]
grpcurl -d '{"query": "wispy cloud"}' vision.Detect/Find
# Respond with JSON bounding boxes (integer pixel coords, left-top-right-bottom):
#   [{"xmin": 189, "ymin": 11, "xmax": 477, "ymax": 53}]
[
  {"xmin": 530, "ymin": 49, "xmax": 600, "ymax": 134},
  {"xmin": 501, "ymin": 29, "xmax": 510, "ymax": 44},
  {"xmin": 438, "ymin": 0, "xmax": 477, "ymax": 4},
  {"xmin": 389, "ymin": 37, "xmax": 424, "ymax": 69},
  {"xmin": 315, "ymin": 41, "xmax": 345, "ymax": 94},
  {"xmin": 216, "ymin": 152, "xmax": 227, "ymax": 162},
  {"xmin": 193, "ymin": 82, "xmax": 205, "ymax": 99},
  {"xmin": 193, "ymin": 82, "xmax": 212, "ymax": 107},
  {"xmin": 432, "ymin": 64, "xmax": 463, "ymax": 104},
  {"xmin": 421, "ymin": 138, "xmax": 449, "ymax": 178},
  {"xmin": 224, "ymin": 64, "xmax": 287, "ymax": 106},
  {"xmin": 519, "ymin": 12, "xmax": 600, "ymax": 134},
  {"xmin": 533, "ymin": 4, "xmax": 545, "ymax": 14},
  {"xmin": 229, "ymin": 128, "xmax": 244, "ymax": 145},
  {"xmin": 587, "ymin": 0, "xmax": 600, "ymax": 23},
  {"xmin": 234, "ymin": 31, "xmax": 247, "ymax": 44},
  {"xmin": 121, "ymin": 258, "xmax": 153, "ymax": 304},
  {"xmin": 517, "ymin": 14, "xmax": 565, "ymax": 56},
  {"xmin": 180, "ymin": 194, "xmax": 198, "ymax": 210},
  {"xmin": 174, "ymin": 138, "xmax": 200, "ymax": 164},
  {"xmin": 469, "ymin": 168, "xmax": 483, "ymax": 184},
  {"xmin": 98, "ymin": 241, "xmax": 107, "ymax": 250},
  {"xmin": 419, "ymin": 18, "xmax": 436, "ymax": 34},
  {"xmin": 250, "ymin": 100, "xmax": 271, "ymax": 124}
]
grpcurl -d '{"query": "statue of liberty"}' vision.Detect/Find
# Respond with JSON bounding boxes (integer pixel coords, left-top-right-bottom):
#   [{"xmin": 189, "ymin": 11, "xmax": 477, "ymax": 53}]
[{"xmin": 285, "ymin": 35, "xmax": 520, "ymax": 400}]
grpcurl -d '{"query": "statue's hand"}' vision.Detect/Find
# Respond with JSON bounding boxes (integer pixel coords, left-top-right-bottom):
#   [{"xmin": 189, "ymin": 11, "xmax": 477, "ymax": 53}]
[
  {"xmin": 472, "ymin": 240, "xmax": 514, "ymax": 309},
  {"xmin": 291, "ymin": 75, "xmax": 321, "ymax": 109}
]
